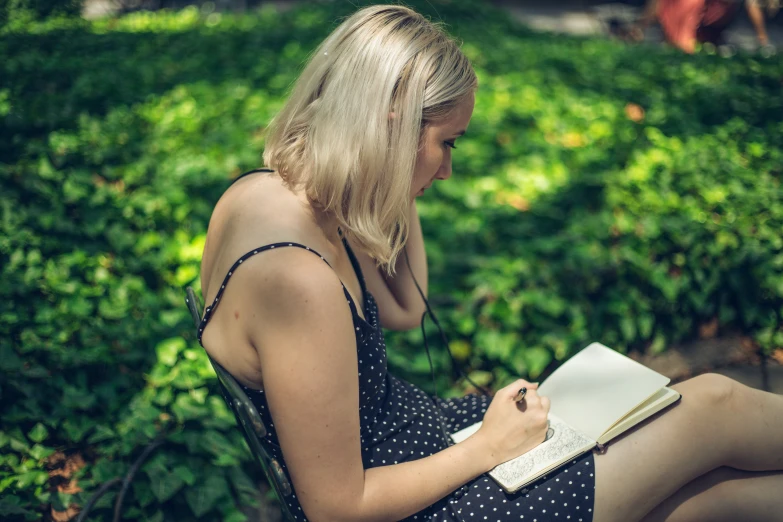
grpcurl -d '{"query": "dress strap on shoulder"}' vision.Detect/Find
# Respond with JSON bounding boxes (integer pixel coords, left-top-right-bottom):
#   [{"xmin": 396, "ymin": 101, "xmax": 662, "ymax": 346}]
[
  {"xmin": 197, "ymin": 242, "xmax": 332, "ymax": 344},
  {"xmin": 338, "ymin": 228, "xmax": 368, "ymax": 297},
  {"xmin": 230, "ymin": 168, "xmax": 275, "ymax": 186}
]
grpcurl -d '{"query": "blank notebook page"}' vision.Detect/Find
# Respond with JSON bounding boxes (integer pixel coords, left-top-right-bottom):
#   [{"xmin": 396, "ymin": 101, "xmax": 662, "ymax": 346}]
[{"xmin": 538, "ymin": 343, "xmax": 670, "ymax": 441}]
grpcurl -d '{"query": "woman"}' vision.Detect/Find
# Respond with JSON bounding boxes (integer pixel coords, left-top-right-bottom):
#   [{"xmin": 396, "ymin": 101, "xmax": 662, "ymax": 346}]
[
  {"xmin": 198, "ymin": 5, "xmax": 783, "ymax": 521},
  {"xmin": 635, "ymin": 0, "xmax": 777, "ymax": 52}
]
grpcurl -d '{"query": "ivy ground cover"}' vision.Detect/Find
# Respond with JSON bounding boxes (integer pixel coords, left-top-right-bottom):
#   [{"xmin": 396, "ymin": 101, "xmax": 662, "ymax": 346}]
[{"xmin": 1, "ymin": 0, "xmax": 782, "ymax": 519}]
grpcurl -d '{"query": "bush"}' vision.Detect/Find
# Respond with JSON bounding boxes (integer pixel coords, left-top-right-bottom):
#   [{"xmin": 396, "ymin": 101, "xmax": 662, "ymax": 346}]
[
  {"xmin": 1, "ymin": 0, "xmax": 781, "ymax": 520},
  {"xmin": 0, "ymin": 0, "xmax": 83, "ymax": 27}
]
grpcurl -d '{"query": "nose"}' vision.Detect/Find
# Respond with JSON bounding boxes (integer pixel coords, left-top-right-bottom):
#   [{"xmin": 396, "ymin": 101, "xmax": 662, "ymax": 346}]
[{"xmin": 436, "ymin": 155, "xmax": 453, "ymax": 181}]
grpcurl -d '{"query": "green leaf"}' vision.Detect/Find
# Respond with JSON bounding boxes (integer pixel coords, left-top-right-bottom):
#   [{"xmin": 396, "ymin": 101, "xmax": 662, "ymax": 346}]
[
  {"xmin": 620, "ymin": 315, "xmax": 636, "ymax": 342},
  {"xmin": 523, "ymin": 347, "xmax": 552, "ymax": 379},
  {"xmin": 200, "ymin": 430, "xmax": 241, "ymax": 459},
  {"xmin": 229, "ymin": 467, "xmax": 259, "ymax": 506},
  {"xmin": 29, "ymin": 444, "xmax": 55, "ymax": 460},
  {"xmin": 15, "ymin": 471, "xmax": 48, "ymax": 489},
  {"xmin": 466, "ymin": 370, "xmax": 493, "ymax": 387},
  {"xmin": 223, "ymin": 510, "xmax": 249, "ymax": 522},
  {"xmin": 50, "ymin": 491, "xmax": 73, "ymax": 512},
  {"xmin": 0, "ymin": 496, "xmax": 36, "ymax": 517},
  {"xmin": 185, "ymin": 474, "xmax": 231, "ymax": 518},
  {"xmin": 156, "ymin": 338, "xmax": 186, "ymax": 367},
  {"xmin": 154, "ymin": 387, "xmax": 174, "ymax": 407},
  {"xmin": 649, "ymin": 333, "xmax": 667, "ymax": 355},
  {"xmin": 172, "ymin": 393, "xmax": 210, "ymax": 421},
  {"xmin": 62, "ymin": 417, "xmax": 92, "ymax": 442},
  {"xmin": 212, "ymin": 452, "xmax": 241, "ymax": 467},
  {"xmin": 27, "ymin": 423, "xmax": 49, "ymax": 443},
  {"xmin": 638, "ymin": 313, "xmax": 655, "ymax": 339},
  {"xmin": 87, "ymin": 425, "xmax": 116, "ymax": 444},
  {"xmin": 133, "ymin": 480, "xmax": 156, "ymax": 508},
  {"xmin": 173, "ymin": 465, "xmax": 196, "ymax": 486},
  {"xmin": 147, "ymin": 469, "xmax": 185, "ymax": 503}
]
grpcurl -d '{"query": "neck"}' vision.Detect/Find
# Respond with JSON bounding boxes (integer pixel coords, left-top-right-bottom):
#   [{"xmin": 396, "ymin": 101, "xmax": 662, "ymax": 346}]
[
  {"xmin": 315, "ymin": 207, "xmax": 341, "ymax": 244},
  {"xmin": 301, "ymin": 194, "xmax": 341, "ymax": 245},
  {"xmin": 287, "ymin": 175, "xmax": 342, "ymax": 249}
]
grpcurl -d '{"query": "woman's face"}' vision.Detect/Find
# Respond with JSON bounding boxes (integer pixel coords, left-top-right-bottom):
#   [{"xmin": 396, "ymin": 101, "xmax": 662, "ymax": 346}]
[{"xmin": 411, "ymin": 92, "xmax": 475, "ymax": 199}]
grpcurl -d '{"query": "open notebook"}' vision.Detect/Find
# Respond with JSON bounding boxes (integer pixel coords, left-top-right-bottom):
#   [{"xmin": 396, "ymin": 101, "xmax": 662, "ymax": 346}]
[{"xmin": 450, "ymin": 342, "xmax": 682, "ymax": 493}]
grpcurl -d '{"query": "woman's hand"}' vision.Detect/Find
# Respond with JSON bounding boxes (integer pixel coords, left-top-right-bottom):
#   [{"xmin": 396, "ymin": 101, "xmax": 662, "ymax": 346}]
[{"xmin": 473, "ymin": 379, "xmax": 551, "ymax": 468}]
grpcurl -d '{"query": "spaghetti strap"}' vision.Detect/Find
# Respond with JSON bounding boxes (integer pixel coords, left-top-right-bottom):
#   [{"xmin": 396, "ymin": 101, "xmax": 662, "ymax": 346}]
[
  {"xmin": 197, "ymin": 242, "xmax": 362, "ymax": 344},
  {"xmin": 230, "ymin": 168, "xmax": 274, "ymax": 186},
  {"xmin": 338, "ymin": 229, "xmax": 369, "ymax": 309}
]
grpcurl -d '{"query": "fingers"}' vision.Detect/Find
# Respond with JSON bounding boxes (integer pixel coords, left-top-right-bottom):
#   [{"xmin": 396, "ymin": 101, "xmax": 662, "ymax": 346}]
[
  {"xmin": 505, "ymin": 379, "xmax": 550, "ymax": 420},
  {"xmin": 504, "ymin": 379, "xmax": 539, "ymax": 399}
]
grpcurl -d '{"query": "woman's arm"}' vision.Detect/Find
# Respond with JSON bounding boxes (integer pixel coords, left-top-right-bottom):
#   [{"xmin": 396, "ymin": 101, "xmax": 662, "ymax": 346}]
[
  {"xmin": 239, "ymin": 248, "xmax": 549, "ymax": 522},
  {"xmin": 241, "ymin": 249, "xmax": 489, "ymax": 521},
  {"xmin": 350, "ymin": 202, "xmax": 429, "ymax": 330}
]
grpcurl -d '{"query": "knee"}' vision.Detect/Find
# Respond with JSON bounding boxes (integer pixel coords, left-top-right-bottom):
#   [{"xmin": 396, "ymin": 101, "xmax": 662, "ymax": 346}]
[{"xmin": 688, "ymin": 373, "xmax": 742, "ymax": 409}]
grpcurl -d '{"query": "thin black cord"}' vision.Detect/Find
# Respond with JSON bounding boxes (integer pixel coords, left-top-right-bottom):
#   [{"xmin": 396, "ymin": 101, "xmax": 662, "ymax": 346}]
[
  {"xmin": 420, "ymin": 311, "xmax": 439, "ymax": 398},
  {"xmin": 112, "ymin": 437, "xmax": 165, "ymax": 522},
  {"xmin": 75, "ymin": 477, "xmax": 122, "ymax": 522},
  {"xmin": 403, "ymin": 248, "xmax": 491, "ymax": 397},
  {"xmin": 75, "ymin": 436, "xmax": 165, "ymax": 522}
]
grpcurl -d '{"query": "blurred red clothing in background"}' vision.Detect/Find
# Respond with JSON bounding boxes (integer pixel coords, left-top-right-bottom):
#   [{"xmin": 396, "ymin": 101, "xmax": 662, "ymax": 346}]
[{"xmin": 658, "ymin": 0, "xmax": 742, "ymax": 48}]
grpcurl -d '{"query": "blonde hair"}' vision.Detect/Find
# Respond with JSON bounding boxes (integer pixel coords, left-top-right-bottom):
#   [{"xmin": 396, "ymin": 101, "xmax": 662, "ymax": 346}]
[{"xmin": 262, "ymin": 4, "xmax": 477, "ymax": 272}]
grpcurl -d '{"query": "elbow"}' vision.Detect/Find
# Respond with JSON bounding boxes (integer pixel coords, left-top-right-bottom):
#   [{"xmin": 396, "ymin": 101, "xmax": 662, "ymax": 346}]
[
  {"xmin": 299, "ymin": 489, "xmax": 369, "ymax": 522},
  {"xmin": 395, "ymin": 316, "xmax": 424, "ymax": 332},
  {"xmin": 304, "ymin": 504, "xmax": 367, "ymax": 522},
  {"xmin": 382, "ymin": 306, "xmax": 426, "ymax": 331}
]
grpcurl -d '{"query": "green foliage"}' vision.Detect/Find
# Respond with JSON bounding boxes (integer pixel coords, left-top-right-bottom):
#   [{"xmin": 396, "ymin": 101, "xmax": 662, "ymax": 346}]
[
  {"xmin": 0, "ymin": 0, "xmax": 83, "ymax": 28},
  {"xmin": 1, "ymin": 0, "xmax": 782, "ymax": 519}
]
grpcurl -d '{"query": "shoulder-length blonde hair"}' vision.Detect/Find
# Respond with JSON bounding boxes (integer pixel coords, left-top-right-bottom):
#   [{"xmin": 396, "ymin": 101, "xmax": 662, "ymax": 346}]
[{"xmin": 262, "ymin": 4, "xmax": 477, "ymax": 273}]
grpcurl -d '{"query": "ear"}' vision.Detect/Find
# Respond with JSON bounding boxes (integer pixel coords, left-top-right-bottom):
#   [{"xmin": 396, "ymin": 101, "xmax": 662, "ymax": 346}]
[{"xmin": 388, "ymin": 111, "xmax": 396, "ymax": 120}]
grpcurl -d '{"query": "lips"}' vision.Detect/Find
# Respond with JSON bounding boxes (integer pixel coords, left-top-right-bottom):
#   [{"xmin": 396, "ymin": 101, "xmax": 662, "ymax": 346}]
[{"xmin": 416, "ymin": 184, "xmax": 432, "ymax": 197}]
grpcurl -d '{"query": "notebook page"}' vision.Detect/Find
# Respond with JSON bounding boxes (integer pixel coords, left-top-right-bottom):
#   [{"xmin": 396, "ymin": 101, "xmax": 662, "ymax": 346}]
[{"xmin": 538, "ymin": 343, "xmax": 670, "ymax": 441}]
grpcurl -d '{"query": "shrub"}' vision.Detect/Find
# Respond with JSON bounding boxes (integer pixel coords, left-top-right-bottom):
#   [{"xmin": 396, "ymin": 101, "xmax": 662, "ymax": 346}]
[
  {"xmin": 0, "ymin": 0, "xmax": 83, "ymax": 27},
  {"xmin": 1, "ymin": 1, "xmax": 781, "ymax": 519}
]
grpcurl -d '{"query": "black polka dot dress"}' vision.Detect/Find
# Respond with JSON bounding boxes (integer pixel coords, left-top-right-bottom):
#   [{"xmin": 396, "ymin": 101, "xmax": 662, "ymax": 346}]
[{"xmin": 198, "ymin": 239, "xmax": 595, "ymax": 522}]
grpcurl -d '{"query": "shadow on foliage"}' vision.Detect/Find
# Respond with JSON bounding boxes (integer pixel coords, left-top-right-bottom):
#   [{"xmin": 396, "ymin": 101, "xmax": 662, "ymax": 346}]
[{"xmin": 1, "ymin": 0, "xmax": 782, "ymax": 520}]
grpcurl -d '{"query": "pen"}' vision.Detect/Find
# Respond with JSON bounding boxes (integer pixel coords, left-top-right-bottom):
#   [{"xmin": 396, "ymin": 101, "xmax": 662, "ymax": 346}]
[{"xmin": 514, "ymin": 387, "xmax": 527, "ymax": 403}]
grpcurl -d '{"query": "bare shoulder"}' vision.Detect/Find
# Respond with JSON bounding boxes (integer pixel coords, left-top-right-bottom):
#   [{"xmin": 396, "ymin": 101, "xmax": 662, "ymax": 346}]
[
  {"xmin": 198, "ymin": 171, "xmax": 351, "ymax": 386},
  {"xmin": 236, "ymin": 247, "xmax": 359, "ymax": 373},
  {"xmin": 199, "ymin": 239, "xmax": 355, "ymax": 386},
  {"xmin": 200, "ymin": 171, "xmax": 318, "ymax": 300},
  {"xmin": 241, "ymin": 245, "xmax": 347, "ymax": 315}
]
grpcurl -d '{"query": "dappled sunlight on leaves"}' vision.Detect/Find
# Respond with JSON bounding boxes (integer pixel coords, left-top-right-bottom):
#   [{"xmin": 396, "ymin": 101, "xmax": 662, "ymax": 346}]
[{"xmin": 2, "ymin": 0, "xmax": 783, "ymax": 519}]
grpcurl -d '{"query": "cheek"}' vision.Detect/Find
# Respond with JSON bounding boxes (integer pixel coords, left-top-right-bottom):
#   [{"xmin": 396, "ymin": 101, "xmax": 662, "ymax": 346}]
[
  {"xmin": 417, "ymin": 143, "xmax": 442, "ymax": 176},
  {"xmin": 411, "ymin": 149, "xmax": 425, "ymax": 183}
]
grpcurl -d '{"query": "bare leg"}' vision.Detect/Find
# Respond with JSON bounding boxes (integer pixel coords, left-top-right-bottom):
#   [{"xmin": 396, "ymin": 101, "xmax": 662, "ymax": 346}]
[
  {"xmin": 592, "ymin": 373, "xmax": 783, "ymax": 522},
  {"xmin": 641, "ymin": 467, "xmax": 783, "ymax": 522},
  {"xmin": 746, "ymin": 1, "xmax": 769, "ymax": 46}
]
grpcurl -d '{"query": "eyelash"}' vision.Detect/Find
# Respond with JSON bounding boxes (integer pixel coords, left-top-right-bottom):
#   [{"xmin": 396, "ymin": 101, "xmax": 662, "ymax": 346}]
[{"xmin": 444, "ymin": 141, "xmax": 457, "ymax": 150}]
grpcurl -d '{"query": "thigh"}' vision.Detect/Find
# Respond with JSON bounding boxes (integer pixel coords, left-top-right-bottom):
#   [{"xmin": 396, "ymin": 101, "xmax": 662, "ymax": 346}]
[
  {"xmin": 592, "ymin": 374, "xmax": 735, "ymax": 522},
  {"xmin": 642, "ymin": 467, "xmax": 783, "ymax": 522}
]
